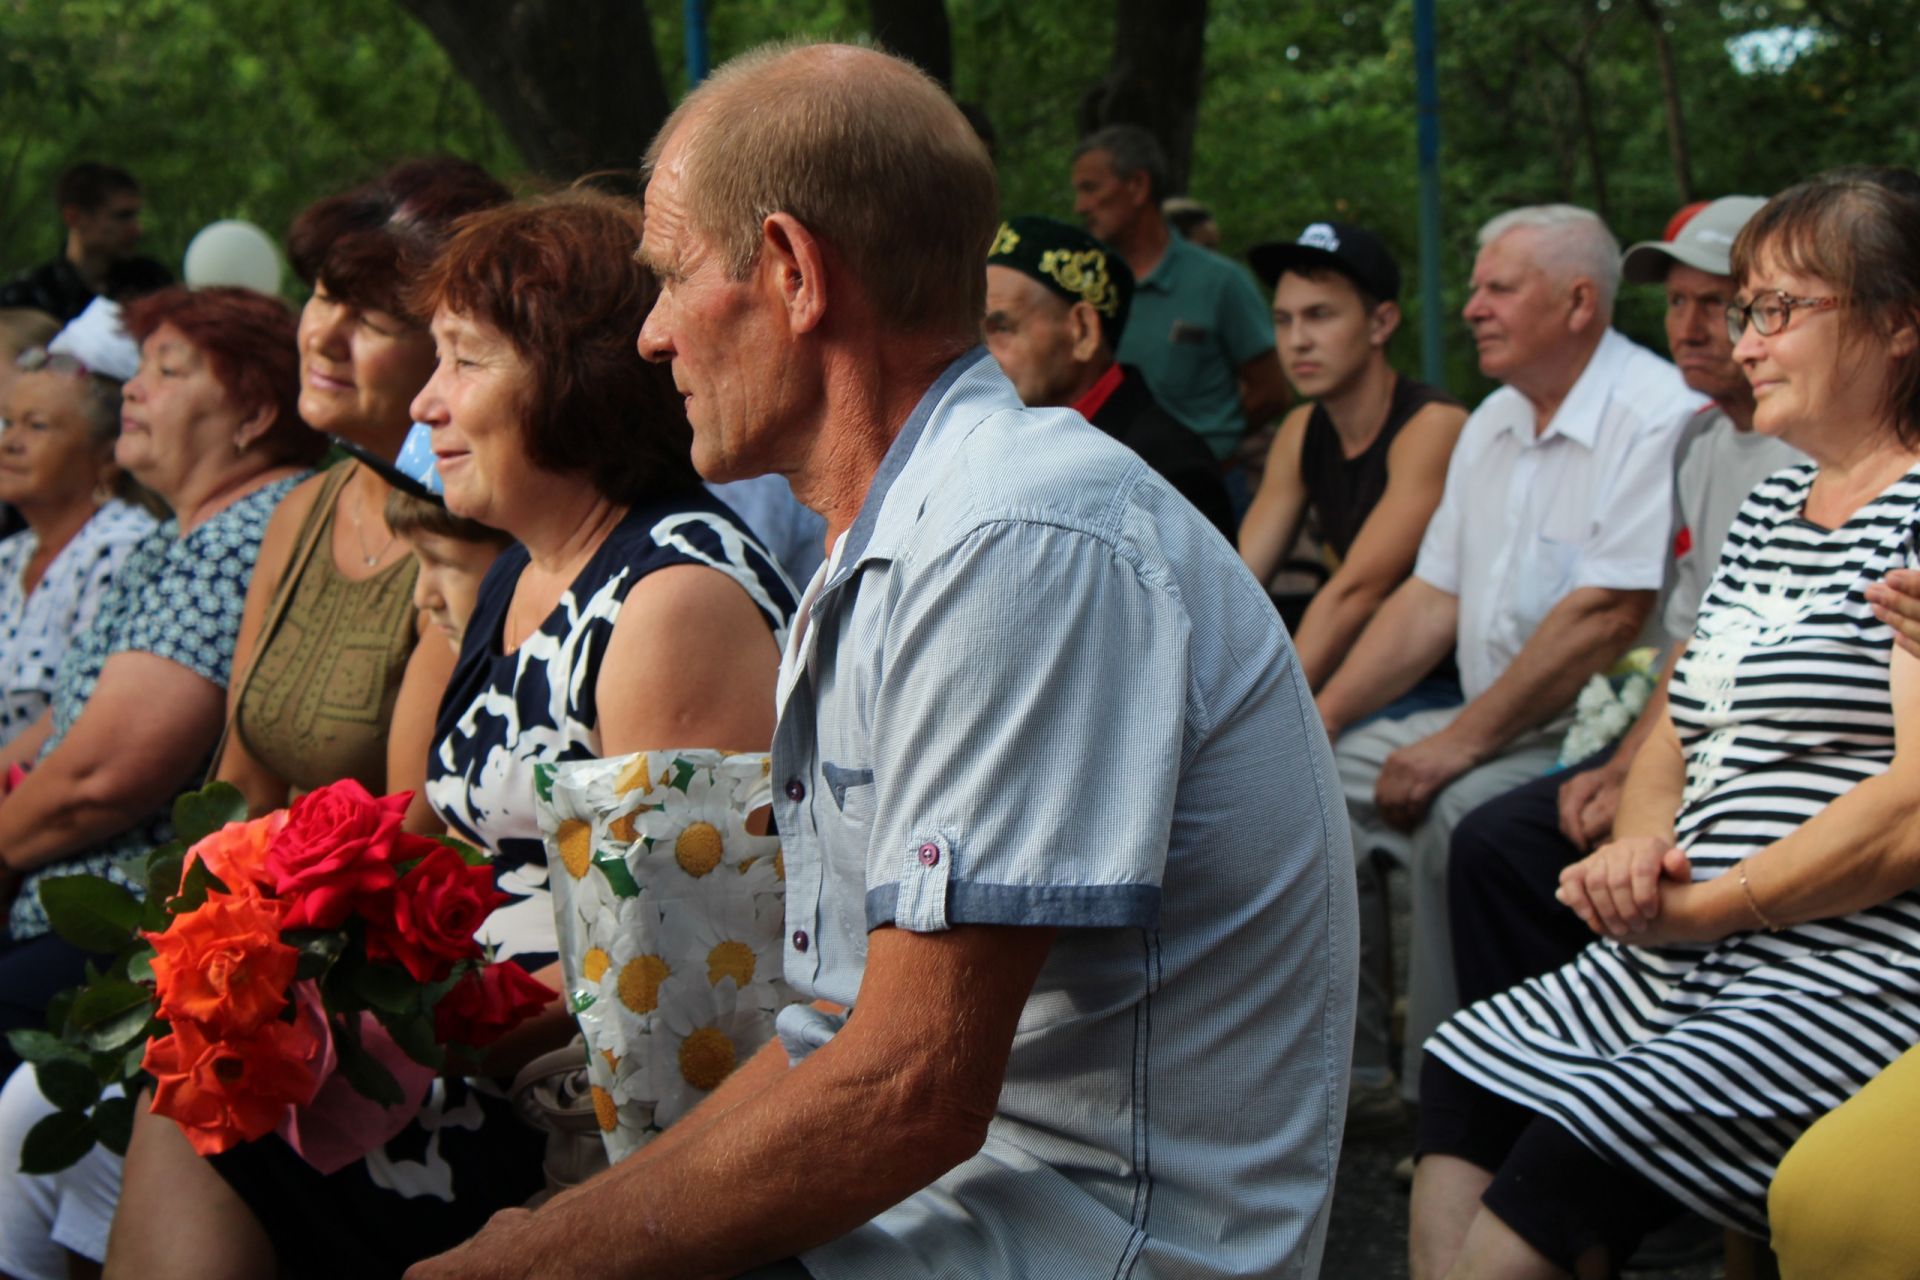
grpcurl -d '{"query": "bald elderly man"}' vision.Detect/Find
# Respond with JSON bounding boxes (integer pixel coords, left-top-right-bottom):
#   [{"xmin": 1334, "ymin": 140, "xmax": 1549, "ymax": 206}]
[{"xmin": 412, "ymin": 41, "xmax": 1356, "ymax": 1280}]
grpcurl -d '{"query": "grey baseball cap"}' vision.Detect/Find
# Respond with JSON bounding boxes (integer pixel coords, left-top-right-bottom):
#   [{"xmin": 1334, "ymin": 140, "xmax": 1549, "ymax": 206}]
[{"xmin": 1621, "ymin": 195, "xmax": 1767, "ymax": 284}]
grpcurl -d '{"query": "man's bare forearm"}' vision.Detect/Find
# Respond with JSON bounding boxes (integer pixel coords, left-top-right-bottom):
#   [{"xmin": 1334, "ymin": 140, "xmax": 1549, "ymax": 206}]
[
  {"xmin": 1294, "ymin": 577, "xmax": 1393, "ymax": 692},
  {"xmin": 1315, "ymin": 578, "xmax": 1458, "ymax": 735},
  {"xmin": 1443, "ymin": 587, "xmax": 1655, "ymax": 762}
]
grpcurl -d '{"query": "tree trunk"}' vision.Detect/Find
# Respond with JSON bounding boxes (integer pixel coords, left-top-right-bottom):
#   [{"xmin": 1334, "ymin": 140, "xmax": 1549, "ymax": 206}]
[
  {"xmin": 393, "ymin": 0, "xmax": 670, "ymax": 181},
  {"xmin": 1077, "ymin": 0, "xmax": 1211, "ymax": 195},
  {"xmin": 868, "ymin": 0, "xmax": 953, "ymax": 88},
  {"xmin": 1533, "ymin": 11, "xmax": 1612, "ymax": 225},
  {"xmin": 1633, "ymin": 0, "xmax": 1694, "ymax": 203}
]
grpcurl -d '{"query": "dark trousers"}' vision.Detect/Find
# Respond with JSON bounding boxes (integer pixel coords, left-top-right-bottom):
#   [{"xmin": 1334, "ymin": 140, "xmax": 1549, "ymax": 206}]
[
  {"xmin": 0, "ymin": 929, "xmax": 97, "ymax": 1078},
  {"xmin": 1447, "ymin": 748, "xmax": 1611, "ymax": 1007}
]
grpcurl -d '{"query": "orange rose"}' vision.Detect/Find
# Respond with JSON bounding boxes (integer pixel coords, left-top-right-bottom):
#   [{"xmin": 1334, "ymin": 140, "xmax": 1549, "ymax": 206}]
[
  {"xmin": 148, "ymin": 890, "xmax": 298, "ymax": 1037},
  {"xmin": 186, "ymin": 812, "xmax": 289, "ymax": 896},
  {"xmin": 144, "ymin": 1015, "xmax": 326, "ymax": 1156}
]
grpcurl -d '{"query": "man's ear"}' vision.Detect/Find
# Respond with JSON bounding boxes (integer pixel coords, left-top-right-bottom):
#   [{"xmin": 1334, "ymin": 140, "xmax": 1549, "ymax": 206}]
[
  {"xmin": 59, "ymin": 205, "xmax": 84, "ymax": 232},
  {"xmin": 1369, "ymin": 300, "xmax": 1402, "ymax": 347},
  {"xmin": 1069, "ymin": 302, "xmax": 1105, "ymax": 364},
  {"xmin": 1565, "ymin": 278, "xmax": 1600, "ymax": 333},
  {"xmin": 760, "ymin": 212, "xmax": 828, "ymax": 336}
]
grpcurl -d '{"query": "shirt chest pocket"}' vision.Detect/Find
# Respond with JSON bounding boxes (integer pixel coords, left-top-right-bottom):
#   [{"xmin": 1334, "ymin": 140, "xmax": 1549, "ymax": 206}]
[
  {"xmin": 820, "ymin": 759, "xmax": 877, "ymax": 876},
  {"xmin": 1511, "ymin": 530, "xmax": 1589, "ymax": 629}
]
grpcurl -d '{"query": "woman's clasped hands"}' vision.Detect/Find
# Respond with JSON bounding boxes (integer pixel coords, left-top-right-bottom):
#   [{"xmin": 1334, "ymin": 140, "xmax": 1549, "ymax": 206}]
[{"xmin": 1556, "ymin": 835, "xmax": 1720, "ymax": 945}]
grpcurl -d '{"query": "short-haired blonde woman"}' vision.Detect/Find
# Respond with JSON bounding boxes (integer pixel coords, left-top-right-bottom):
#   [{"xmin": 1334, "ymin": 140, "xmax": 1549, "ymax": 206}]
[{"xmin": 1410, "ymin": 175, "xmax": 1920, "ymax": 1279}]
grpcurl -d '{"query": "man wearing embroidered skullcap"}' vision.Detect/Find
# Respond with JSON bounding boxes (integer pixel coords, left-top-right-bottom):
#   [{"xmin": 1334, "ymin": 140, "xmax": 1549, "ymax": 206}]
[
  {"xmin": 985, "ymin": 215, "xmax": 1234, "ymax": 539},
  {"xmin": 412, "ymin": 40, "xmax": 1357, "ymax": 1280}
]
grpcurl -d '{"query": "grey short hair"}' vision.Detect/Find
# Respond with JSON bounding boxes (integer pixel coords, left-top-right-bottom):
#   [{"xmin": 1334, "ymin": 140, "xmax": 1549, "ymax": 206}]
[
  {"xmin": 1073, "ymin": 125, "xmax": 1169, "ymax": 204},
  {"xmin": 1478, "ymin": 204, "xmax": 1622, "ymax": 314}
]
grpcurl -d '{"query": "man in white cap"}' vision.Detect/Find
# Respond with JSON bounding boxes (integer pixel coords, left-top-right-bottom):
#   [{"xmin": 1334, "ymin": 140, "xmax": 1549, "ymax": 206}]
[{"xmin": 1445, "ymin": 195, "xmax": 1803, "ymax": 1022}]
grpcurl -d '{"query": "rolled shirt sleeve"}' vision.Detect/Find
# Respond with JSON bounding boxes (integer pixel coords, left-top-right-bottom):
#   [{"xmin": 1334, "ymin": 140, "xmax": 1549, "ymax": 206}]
[{"xmin": 860, "ymin": 521, "xmax": 1188, "ymax": 934}]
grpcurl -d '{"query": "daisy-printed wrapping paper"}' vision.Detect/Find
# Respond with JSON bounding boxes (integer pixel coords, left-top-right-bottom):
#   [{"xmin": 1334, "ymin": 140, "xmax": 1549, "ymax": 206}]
[{"xmin": 535, "ymin": 750, "xmax": 797, "ymax": 1162}]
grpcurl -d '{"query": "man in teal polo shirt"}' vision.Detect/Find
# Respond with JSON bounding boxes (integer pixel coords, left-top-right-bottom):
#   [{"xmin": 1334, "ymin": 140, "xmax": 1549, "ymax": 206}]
[{"xmin": 1071, "ymin": 125, "xmax": 1288, "ymax": 467}]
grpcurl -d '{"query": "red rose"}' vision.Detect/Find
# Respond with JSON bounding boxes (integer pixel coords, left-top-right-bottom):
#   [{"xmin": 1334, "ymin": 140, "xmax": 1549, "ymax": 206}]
[
  {"xmin": 434, "ymin": 962, "xmax": 555, "ymax": 1049},
  {"xmin": 144, "ymin": 1014, "xmax": 326, "ymax": 1156},
  {"xmin": 265, "ymin": 780, "xmax": 411, "ymax": 928},
  {"xmin": 147, "ymin": 890, "xmax": 297, "ymax": 1037},
  {"xmin": 362, "ymin": 844, "xmax": 506, "ymax": 983}
]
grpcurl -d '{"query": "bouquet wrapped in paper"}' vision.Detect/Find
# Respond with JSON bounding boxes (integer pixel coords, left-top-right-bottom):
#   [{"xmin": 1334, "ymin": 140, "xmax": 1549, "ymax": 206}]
[
  {"xmin": 536, "ymin": 750, "xmax": 798, "ymax": 1161},
  {"xmin": 9, "ymin": 780, "xmax": 550, "ymax": 1175}
]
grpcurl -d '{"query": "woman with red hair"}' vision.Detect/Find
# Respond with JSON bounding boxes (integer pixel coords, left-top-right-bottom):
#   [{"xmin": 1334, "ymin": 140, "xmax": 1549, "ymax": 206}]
[
  {"xmin": 0, "ymin": 285, "xmax": 323, "ymax": 1070},
  {"xmin": 111, "ymin": 189, "xmax": 797, "ymax": 1280}
]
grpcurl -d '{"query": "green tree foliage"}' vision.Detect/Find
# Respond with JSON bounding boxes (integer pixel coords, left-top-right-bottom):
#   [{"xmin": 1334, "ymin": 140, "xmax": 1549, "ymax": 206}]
[
  {"xmin": 2, "ymin": 0, "xmax": 1914, "ymax": 402},
  {"xmin": 0, "ymin": 0, "xmax": 518, "ymax": 291}
]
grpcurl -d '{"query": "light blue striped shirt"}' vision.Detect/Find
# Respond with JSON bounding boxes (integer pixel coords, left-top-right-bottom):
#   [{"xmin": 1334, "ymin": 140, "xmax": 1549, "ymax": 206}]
[{"xmin": 772, "ymin": 349, "xmax": 1358, "ymax": 1279}]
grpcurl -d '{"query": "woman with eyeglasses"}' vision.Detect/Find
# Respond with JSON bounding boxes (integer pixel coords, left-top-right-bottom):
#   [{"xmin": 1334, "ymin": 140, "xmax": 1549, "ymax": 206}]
[
  {"xmin": 0, "ymin": 349, "xmax": 155, "ymax": 753},
  {"xmin": 1408, "ymin": 174, "xmax": 1920, "ymax": 1278},
  {"xmin": 0, "ymin": 288, "xmax": 325, "ymax": 1081}
]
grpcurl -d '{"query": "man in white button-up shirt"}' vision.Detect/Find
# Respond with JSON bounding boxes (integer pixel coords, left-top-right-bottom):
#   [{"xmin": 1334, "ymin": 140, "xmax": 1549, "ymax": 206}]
[{"xmin": 1315, "ymin": 205, "xmax": 1699, "ymax": 1117}]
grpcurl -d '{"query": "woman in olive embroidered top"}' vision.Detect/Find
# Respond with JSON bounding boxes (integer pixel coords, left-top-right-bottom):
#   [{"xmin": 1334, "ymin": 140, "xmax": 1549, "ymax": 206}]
[{"xmin": 212, "ymin": 158, "xmax": 509, "ymax": 826}]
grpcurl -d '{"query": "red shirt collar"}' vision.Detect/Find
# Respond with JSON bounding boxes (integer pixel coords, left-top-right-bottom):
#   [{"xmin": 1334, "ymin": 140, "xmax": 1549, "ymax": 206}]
[{"xmin": 1071, "ymin": 363, "xmax": 1125, "ymax": 422}]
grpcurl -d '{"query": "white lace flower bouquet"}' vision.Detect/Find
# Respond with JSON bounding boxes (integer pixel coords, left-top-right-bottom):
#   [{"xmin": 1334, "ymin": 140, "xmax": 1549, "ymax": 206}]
[
  {"xmin": 535, "ymin": 750, "xmax": 798, "ymax": 1162},
  {"xmin": 1557, "ymin": 646, "xmax": 1659, "ymax": 767}
]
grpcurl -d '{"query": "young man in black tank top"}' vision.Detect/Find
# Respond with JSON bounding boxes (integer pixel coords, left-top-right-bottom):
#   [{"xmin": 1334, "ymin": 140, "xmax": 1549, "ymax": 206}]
[{"xmin": 1239, "ymin": 221, "xmax": 1466, "ymax": 693}]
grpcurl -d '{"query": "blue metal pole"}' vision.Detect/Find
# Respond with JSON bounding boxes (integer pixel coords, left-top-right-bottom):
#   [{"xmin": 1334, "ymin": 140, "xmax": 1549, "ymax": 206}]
[
  {"xmin": 1415, "ymin": 0, "xmax": 1444, "ymax": 386},
  {"xmin": 685, "ymin": 0, "xmax": 710, "ymax": 86}
]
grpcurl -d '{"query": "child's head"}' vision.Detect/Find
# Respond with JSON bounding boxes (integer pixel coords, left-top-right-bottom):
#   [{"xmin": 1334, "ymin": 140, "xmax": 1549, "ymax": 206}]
[{"xmin": 385, "ymin": 489, "xmax": 511, "ymax": 651}]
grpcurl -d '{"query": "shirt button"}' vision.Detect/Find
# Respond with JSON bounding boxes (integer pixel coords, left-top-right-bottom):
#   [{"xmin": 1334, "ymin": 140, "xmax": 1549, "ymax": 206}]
[
  {"xmin": 917, "ymin": 842, "xmax": 941, "ymax": 867},
  {"xmin": 785, "ymin": 778, "xmax": 806, "ymax": 802},
  {"xmin": 791, "ymin": 930, "xmax": 809, "ymax": 953}
]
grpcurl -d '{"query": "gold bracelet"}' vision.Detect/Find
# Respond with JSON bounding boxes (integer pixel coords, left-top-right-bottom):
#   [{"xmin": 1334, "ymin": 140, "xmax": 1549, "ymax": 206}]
[{"xmin": 1738, "ymin": 858, "xmax": 1780, "ymax": 932}]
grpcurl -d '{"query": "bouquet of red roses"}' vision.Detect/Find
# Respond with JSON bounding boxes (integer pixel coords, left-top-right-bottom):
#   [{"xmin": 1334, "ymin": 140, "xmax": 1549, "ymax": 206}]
[{"xmin": 8, "ymin": 779, "xmax": 551, "ymax": 1174}]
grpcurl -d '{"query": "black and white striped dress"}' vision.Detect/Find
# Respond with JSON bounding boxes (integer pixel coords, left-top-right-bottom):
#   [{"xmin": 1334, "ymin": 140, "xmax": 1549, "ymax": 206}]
[{"xmin": 1427, "ymin": 461, "xmax": 1920, "ymax": 1236}]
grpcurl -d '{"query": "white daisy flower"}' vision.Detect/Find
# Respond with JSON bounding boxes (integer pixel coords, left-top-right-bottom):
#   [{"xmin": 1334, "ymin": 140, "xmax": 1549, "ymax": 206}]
[
  {"xmin": 634, "ymin": 769, "xmax": 757, "ymax": 881},
  {"xmin": 656, "ymin": 883, "xmax": 784, "ymax": 1008},
  {"xmin": 651, "ymin": 978, "xmax": 775, "ymax": 1128}
]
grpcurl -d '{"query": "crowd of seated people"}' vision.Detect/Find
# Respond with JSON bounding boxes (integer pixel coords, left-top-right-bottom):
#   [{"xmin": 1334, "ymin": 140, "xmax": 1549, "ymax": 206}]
[{"xmin": 0, "ymin": 51, "xmax": 1914, "ymax": 1280}]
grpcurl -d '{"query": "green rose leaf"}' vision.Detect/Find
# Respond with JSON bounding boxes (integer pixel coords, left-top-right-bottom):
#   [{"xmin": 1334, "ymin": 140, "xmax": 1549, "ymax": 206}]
[
  {"xmin": 286, "ymin": 928, "xmax": 349, "ymax": 981},
  {"xmin": 168, "ymin": 856, "xmax": 223, "ymax": 915},
  {"xmin": 375, "ymin": 1007, "xmax": 446, "ymax": 1070},
  {"xmin": 33, "ymin": 1057, "xmax": 101, "ymax": 1112},
  {"xmin": 351, "ymin": 962, "xmax": 419, "ymax": 1016},
  {"xmin": 92, "ymin": 1094, "xmax": 136, "ymax": 1155},
  {"xmin": 66, "ymin": 981, "xmax": 156, "ymax": 1053},
  {"xmin": 19, "ymin": 1109, "xmax": 96, "ymax": 1175},
  {"xmin": 7, "ymin": 1028, "xmax": 85, "ymax": 1066},
  {"xmin": 335, "ymin": 1039, "xmax": 406, "ymax": 1108},
  {"xmin": 143, "ymin": 848, "xmax": 186, "ymax": 922},
  {"xmin": 171, "ymin": 781, "xmax": 249, "ymax": 846},
  {"xmin": 126, "ymin": 944, "xmax": 155, "ymax": 985},
  {"xmin": 39, "ymin": 877, "xmax": 144, "ymax": 953}
]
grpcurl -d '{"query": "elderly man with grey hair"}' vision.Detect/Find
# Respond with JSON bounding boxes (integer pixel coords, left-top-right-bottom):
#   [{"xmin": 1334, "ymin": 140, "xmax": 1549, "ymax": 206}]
[
  {"xmin": 411, "ymin": 40, "xmax": 1356, "ymax": 1280},
  {"xmin": 1315, "ymin": 204, "xmax": 1699, "ymax": 1125}
]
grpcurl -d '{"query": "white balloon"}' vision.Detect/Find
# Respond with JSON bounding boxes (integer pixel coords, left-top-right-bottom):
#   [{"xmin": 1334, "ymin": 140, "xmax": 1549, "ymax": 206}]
[{"xmin": 182, "ymin": 220, "xmax": 282, "ymax": 294}]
